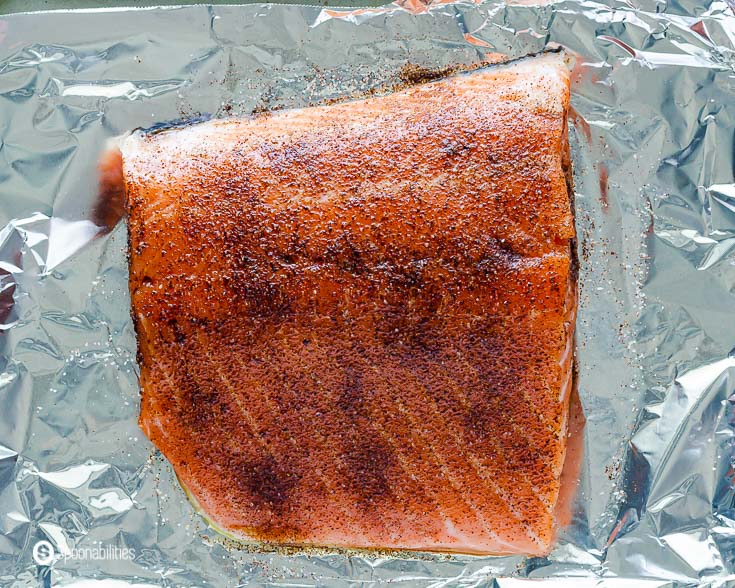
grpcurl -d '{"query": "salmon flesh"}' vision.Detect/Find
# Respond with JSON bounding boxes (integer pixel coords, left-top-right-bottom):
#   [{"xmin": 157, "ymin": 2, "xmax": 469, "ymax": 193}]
[{"xmin": 121, "ymin": 52, "xmax": 576, "ymax": 555}]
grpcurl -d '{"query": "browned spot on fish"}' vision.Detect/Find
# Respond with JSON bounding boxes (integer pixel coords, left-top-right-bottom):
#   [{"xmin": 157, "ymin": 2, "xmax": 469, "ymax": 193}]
[
  {"xmin": 342, "ymin": 437, "xmax": 397, "ymax": 505},
  {"xmin": 235, "ymin": 455, "xmax": 297, "ymax": 511}
]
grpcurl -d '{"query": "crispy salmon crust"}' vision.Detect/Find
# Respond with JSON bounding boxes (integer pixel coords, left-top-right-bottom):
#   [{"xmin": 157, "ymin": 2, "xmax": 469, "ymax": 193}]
[{"xmin": 122, "ymin": 53, "xmax": 575, "ymax": 555}]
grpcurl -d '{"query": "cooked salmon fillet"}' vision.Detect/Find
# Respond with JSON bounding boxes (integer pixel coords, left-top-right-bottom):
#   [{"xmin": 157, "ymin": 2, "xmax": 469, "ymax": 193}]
[{"xmin": 121, "ymin": 52, "xmax": 575, "ymax": 556}]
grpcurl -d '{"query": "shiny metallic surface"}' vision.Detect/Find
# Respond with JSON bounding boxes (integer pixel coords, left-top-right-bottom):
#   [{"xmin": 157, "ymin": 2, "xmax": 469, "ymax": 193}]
[{"xmin": 0, "ymin": 1, "xmax": 733, "ymax": 586}]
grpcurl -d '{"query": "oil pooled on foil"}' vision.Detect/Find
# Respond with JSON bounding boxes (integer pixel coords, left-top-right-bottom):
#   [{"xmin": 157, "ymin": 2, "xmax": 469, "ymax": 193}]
[{"xmin": 0, "ymin": 1, "xmax": 733, "ymax": 586}]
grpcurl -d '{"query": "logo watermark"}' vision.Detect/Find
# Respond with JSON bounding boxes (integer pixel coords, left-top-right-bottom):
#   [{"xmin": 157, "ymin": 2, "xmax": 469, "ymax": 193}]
[
  {"xmin": 32, "ymin": 541, "xmax": 54, "ymax": 566},
  {"xmin": 33, "ymin": 540, "xmax": 135, "ymax": 566}
]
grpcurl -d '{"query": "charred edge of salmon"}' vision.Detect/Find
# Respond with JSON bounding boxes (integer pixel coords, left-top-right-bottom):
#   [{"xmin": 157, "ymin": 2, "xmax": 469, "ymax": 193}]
[{"xmin": 129, "ymin": 49, "xmax": 569, "ymax": 135}]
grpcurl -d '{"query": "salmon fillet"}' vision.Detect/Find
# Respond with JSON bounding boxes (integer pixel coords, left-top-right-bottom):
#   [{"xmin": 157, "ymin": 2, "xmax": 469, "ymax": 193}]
[{"xmin": 122, "ymin": 52, "xmax": 575, "ymax": 556}]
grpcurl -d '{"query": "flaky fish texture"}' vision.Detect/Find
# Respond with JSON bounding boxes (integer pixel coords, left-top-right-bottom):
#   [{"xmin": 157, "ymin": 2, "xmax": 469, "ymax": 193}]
[{"xmin": 122, "ymin": 52, "xmax": 575, "ymax": 556}]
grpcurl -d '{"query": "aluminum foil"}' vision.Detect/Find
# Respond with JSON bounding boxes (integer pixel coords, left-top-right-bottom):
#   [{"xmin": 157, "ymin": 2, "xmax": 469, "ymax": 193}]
[{"xmin": 0, "ymin": 1, "xmax": 733, "ymax": 586}]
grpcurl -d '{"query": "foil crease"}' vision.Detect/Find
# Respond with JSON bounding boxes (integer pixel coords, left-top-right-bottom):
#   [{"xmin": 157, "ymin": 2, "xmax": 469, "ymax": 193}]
[{"xmin": 0, "ymin": 1, "xmax": 733, "ymax": 586}]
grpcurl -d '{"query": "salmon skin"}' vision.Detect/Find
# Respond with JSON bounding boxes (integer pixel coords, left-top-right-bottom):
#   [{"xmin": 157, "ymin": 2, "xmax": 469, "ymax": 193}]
[{"xmin": 121, "ymin": 52, "xmax": 576, "ymax": 556}]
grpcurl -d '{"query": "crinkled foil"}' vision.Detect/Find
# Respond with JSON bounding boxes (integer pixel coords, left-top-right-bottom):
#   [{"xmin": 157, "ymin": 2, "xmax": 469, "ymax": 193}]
[{"xmin": 0, "ymin": 1, "xmax": 733, "ymax": 586}]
